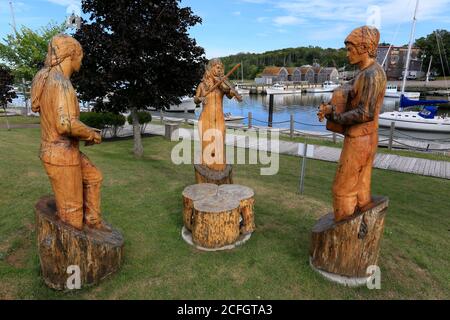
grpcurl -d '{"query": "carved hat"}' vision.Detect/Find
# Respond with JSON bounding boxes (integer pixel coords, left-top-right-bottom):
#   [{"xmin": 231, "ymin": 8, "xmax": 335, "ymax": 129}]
[{"xmin": 345, "ymin": 26, "xmax": 380, "ymax": 58}]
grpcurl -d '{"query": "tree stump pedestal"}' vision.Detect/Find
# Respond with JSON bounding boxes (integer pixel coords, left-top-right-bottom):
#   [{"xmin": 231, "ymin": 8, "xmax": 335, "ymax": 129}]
[
  {"xmin": 35, "ymin": 196, "xmax": 124, "ymax": 290},
  {"xmin": 310, "ymin": 196, "xmax": 389, "ymax": 287},
  {"xmin": 194, "ymin": 164, "xmax": 233, "ymax": 185},
  {"xmin": 181, "ymin": 184, "xmax": 255, "ymax": 251}
]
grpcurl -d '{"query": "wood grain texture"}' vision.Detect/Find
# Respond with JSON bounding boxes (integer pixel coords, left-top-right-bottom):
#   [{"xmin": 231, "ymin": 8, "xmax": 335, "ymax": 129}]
[
  {"xmin": 182, "ymin": 183, "xmax": 256, "ymax": 249},
  {"xmin": 194, "ymin": 164, "xmax": 233, "ymax": 185},
  {"xmin": 182, "ymin": 184, "xmax": 218, "ymax": 231},
  {"xmin": 310, "ymin": 196, "xmax": 388, "ymax": 278},
  {"xmin": 35, "ymin": 196, "xmax": 124, "ymax": 290},
  {"xmin": 192, "ymin": 195, "xmax": 241, "ymax": 248}
]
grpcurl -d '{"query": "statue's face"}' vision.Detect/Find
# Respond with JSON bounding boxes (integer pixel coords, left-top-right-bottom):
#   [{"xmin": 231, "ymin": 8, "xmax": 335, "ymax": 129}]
[
  {"xmin": 72, "ymin": 51, "xmax": 83, "ymax": 73},
  {"xmin": 346, "ymin": 42, "xmax": 364, "ymax": 66},
  {"xmin": 211, "ymin": 63, "xmax": 224, "ymax": 77}
]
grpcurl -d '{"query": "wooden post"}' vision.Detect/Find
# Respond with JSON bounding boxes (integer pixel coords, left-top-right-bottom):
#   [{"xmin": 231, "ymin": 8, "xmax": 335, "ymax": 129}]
[
  {"xmin": 388, "ymin": 121, "xmax": 395, "ymax": 150},
  {"xmin": 290, "ymin": 114, "xmax": 294, "ymax": 139},
  {"xmin": 160, "ymin": 108, "xmax": 164, "ymax": 123},
  {"xmin": 333, "ymin": 132, "xmax": 337, "ymax": 144},
  {"xmin": 248, "ymin": 111, "xmax": 252, "ymax": 129},
  {"xmin": 268, "ymin": 94, "xmax": 274, "ymax": 127}
]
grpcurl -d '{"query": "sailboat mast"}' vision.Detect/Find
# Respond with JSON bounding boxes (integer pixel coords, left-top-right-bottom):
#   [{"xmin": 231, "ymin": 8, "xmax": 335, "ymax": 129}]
[
  {"xmin": 401, "ymin": 0, "xmax": 420, "ymax": 94},
  {"xmin": 426, "ymin": 56, "xmax": 433, "ymax": 83},
  {"xmin": 9, "ymin": 1, "xmax": 17, "ymax": 34}
]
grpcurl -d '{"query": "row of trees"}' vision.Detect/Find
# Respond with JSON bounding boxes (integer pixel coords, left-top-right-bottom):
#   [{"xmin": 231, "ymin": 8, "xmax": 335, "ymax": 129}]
[
  {"xmin": 221, "ymin": 47, "xmax": 348, "ymax": 81},
  {"xmin": 0, "ymin": 0, "xmax": 206, "ymax": 158},
  {"xmin": 415, "ymin": 29, "xmax": 450, "ymax": 76}
]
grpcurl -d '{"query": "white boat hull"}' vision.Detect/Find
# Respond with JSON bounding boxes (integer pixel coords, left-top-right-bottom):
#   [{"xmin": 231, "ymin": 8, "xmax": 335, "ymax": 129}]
[
  {"xmin": 237, "ymin": 88, "xmax": 250, "ymax": 95},
  {"xmin": 384, "ymin": 91, "xmax": 421, "ymax": 99},
  {"xmin": 265, "ymin": 89, "xmax": 302, "ymax": 95},
  {"xmin": 379, "ymin": 111, "xmax": 450, "ymax": 133},
  {"xmin": 305, "ymin": 88, "xmax": 337, "ymax": 93}
]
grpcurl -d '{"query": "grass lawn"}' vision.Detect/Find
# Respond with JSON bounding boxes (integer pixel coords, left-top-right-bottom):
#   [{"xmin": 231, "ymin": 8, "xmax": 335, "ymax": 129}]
[
  {"xmin": 0, "ymin": 116, "xmax": 40, "ymax": 126},
  {"xmin": 0, "ymin": 127, "xmax": 449, "ymax": 299}
]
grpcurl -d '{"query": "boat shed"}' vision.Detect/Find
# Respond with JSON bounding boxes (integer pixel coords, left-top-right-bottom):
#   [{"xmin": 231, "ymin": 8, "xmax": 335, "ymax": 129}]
[
  {"xmin": 317, "ymin": 67, "xmax": 339, "ymax": 83},
  {"xmin": 261, "ymin": 67, "xmax": 289, "ymax": 84},
  {"xmin": 287, "ymin": 67, "xmax": 302, "ymax": 82},
  {"xmin": 300, "ymin": 66, "xmax": 315, "ymax": 84}
]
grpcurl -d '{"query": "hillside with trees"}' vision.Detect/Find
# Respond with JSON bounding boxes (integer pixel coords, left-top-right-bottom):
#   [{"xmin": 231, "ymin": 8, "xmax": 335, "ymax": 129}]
[{"xmin": 220, "ymin": 46, "xmax": 348, "ymax": 80}]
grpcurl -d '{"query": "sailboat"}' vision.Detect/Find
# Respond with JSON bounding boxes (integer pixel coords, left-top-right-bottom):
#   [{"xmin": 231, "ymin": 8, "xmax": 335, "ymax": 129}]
[
  {"xmin": 379, "ymin": 0, "xmax": 450, "ymax": 133},
  {"xmin": 235, "ymin": 62, "xmax": 250, "ymax": 95}
]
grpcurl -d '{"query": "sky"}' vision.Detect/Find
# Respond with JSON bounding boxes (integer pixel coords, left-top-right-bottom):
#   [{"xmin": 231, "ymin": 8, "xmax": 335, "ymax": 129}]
[{"xmin": 1, "ymin": 0, "xmax": 450, "ymax": 58}]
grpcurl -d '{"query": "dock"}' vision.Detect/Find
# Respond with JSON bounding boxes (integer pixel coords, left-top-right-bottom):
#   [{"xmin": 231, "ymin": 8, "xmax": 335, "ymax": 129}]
[{"xmin": 134, "ymin": 123, "xmax": 450, "ymax": 180}]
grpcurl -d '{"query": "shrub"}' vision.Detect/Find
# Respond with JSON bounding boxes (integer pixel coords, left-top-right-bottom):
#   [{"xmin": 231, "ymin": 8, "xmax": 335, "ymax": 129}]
[
  {"xmin": 127, "ymin": 111, "xmax": 152, "ymax": 134},
  {"xmin": 80, "ymin": 112, "xmax": 126, "ymax": 138}
]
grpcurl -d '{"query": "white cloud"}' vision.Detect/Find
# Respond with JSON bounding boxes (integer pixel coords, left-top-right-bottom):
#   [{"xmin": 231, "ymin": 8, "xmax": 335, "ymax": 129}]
[
  {"xmin": 46, "ymin": 0, "xmax": 81, "ymax": 6},
  {"xmin": 256, "ymin": 17, "xmax": 269, "ymax": 23},
  {"xmin": 232, "ymin": 11, "xmax": 241, "ymax": 16},
  {"xmin": 273, "ymin": 15, "xmax": 304, "ymax": 26}
]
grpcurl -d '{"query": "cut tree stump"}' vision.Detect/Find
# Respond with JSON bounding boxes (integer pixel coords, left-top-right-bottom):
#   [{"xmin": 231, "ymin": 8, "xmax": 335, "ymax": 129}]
[
  {"xmin": 218, "ymin": 184, "xmax": 255, "ymax": 235},
  {"xmin": 310, "ymin": 196, "xmax": 388, "ymax": 284},
  {"xmin": 191, "ymin": 194, "xmax": 241, "ymax": 249},
  {"xmin": 194, "ymin": 164, "xmax": 233, "ymax": 185},
  {"xmin": 182, "ymin": 183, "xmax": 218, "ymax": 231},
  {"xmin": 35, "ymin": 196, "xmax": 124, "ymax": 290},
  {"xmin": 181, "ymin": 184, "xmax": 256, "ymax": 250}
]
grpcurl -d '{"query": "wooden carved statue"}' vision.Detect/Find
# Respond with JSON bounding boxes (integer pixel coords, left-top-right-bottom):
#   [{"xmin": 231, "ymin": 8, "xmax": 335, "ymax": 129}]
[
  {"xmin": 194, "ymin": 59, "xmax": 242, "ymax": 184},
  {"xmin": 310, "ymin": 26, "xmax": 389, "ymax": 285},
  {"xmin": 318, "ymin": 26, "xmax": 387, "ymax": 222},
  {"xmin": 31, "ymin": 34, "xmax": 105, "ymax": 231},
  {"xmin": 32, "ymin": 34, "xmax": 123, "ymax": 290}
]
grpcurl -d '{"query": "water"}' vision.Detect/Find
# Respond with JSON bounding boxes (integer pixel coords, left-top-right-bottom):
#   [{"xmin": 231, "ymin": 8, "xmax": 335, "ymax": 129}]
[
  {"xmin": 10, "ymin": 92, "xmax": 450, "ymax": 141},
  {"xmin": 184, "ymin": 93, "xmax": 450, "ymax": 141}
]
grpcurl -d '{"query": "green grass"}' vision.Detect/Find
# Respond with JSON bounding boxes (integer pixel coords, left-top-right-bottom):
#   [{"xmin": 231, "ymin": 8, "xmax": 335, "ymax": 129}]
[
  {"xmin": 0, "ymin": 116, "xmax": 40, "ymax": 125},
  {"xmin": 0, "ymin": 127, "xmax": 449, "ymax": 299}
]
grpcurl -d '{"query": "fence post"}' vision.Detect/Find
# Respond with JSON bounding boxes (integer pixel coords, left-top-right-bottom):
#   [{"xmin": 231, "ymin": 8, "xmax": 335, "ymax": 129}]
[
  {"xmin": 248, "ymin": 112, "xmax": 252, "ymax": 129},
  {"xmin": 332, "ymin": 132, "xmax": 337, "ymax": 144},
  {"xmin": 388, "ymin": 121, "xmax": 395, "ymax": 150},
  {"xmin": 268, "ymin": 94, "xmax": 274, "ymax": 127},
  {"xmin": 160, "ymin": 108, "xmax": 164, "ymax": 124},
  {"xmin": 290, "ymin": 114, "xmax": 294, "ymax": 139}
]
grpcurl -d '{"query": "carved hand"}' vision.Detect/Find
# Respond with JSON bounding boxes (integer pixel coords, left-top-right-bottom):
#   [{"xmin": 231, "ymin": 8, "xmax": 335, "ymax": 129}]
[{"xmin": 317, "ymin": 104, "xmax": 333, "ymax": 122}]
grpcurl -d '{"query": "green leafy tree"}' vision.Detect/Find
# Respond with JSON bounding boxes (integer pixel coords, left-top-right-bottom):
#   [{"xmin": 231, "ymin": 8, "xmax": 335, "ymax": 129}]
[
  {"xmin": 416, "ymin": 29, "xmax": 450, "ymax": 76},
  {"xmin": 221, "ymin": 46, "xmax": 347, "ymax": 80},
  {"xmin": 0, "ymin": 66, "xmax": 18, "ymax": 130},
  {"xmin": 74, "ymin": 0, "xmax": 206, "ymax": 157},
  {"xmin": 0, "ymin": 22, "xmax": 66, "ymax": 82}
]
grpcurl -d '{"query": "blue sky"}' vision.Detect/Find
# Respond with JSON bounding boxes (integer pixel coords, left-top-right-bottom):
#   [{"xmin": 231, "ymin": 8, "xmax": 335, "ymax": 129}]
[{"xmin": 1, "ymin": 0, "xmax": 450, "ymax": 58}]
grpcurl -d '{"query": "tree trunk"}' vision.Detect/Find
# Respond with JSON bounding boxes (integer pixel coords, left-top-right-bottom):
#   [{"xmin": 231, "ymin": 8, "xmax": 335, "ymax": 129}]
[
  {"xmin": 2, "ymin": 105, "xmax": 10, "ymax": 131},
  {"xmin": 192, "ymin": 194, "xmax": 241, "ymax": 249},
  {"xmin": 310, "ymin": 196, "xmax": 388, "ymax": 279},
  {"xmin": 35, "ymin": 196, "xmax": 124, "ymax": 290},
  {"xmin": 131, "ymin": 108, "xmax": 143, "ymax": 158}
]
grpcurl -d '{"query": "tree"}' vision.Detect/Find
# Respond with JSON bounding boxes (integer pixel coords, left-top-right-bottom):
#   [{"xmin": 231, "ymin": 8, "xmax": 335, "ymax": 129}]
[
  {"xmin": 0, "ymin": 23, "xmax": 66, "ymax": 82},
  {"xmin": 0, "ymin": 66, "xmax": 18, "ymax": 130},
  {"xmin": 74, "ymin": 0, "xmax": 206, "ymax": 157},
  {"xmin": 416, "ymin": 29, "xmax": 450, "ymax": 76}
]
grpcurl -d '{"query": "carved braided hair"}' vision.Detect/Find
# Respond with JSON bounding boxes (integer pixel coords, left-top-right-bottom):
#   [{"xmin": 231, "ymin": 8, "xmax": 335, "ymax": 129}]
[
  {"xmin": 31, "ymin": 34, "xmax": 82, "ymax": 112},
  {"xmin": 202, "ymin": 59, "xmax": 224, "ymax": 91}
]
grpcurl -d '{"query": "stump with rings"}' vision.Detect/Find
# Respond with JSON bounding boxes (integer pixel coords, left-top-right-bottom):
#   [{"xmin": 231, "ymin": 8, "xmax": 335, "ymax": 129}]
[{"xmin": 181, "ymin": 183, "xmax": 255, "ymax": 251}]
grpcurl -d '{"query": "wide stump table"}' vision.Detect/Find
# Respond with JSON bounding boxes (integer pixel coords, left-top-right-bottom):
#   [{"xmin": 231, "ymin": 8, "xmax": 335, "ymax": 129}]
[
  {"xmin": 35, "ymin": 196, "xmax": 124, "ymax": 290},
  {"xmin": 181, "ymin": 184, "xmax": 255, "ymax": 251},
  {"xmin": 310, "ymin": 196, "xmax": 389, "ymax": 287}
]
